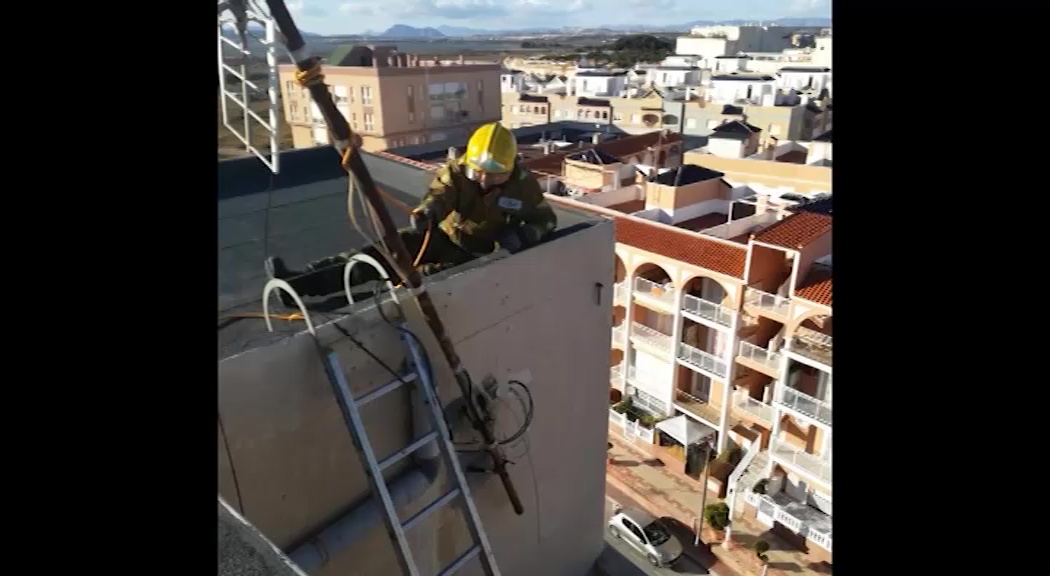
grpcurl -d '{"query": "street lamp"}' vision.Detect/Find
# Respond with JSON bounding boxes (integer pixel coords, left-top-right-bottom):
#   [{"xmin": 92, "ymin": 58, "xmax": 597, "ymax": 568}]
[{"xmin": 694, "ymin": 433, "xmax": 714, "ymax": 546}]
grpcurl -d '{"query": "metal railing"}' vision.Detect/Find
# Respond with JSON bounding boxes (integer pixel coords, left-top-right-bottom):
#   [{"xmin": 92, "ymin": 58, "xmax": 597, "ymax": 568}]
[
  {"xmin": 610, "ymin": 364, "xmax": 625, "ymax": 388},
  {"xmin": 732, "ymin": 389, "xmax": 773, "ymax": 425},
  {"xmin": 633, "ymin": 277, "xmax": 677, "ymax": 307},
  {"xmin": 612, "ymin": 324, "xmax": 626, "ymax": 346},
  {"xmin": 681, "ymin": 293, "xmax": 735, "ymax": 327},
  {"xmin": 776, "ymin": 386, "xmax": 832, "ymax": 426},
  {"xmin": 613, "ymin": 281, "xmax": 629, "ymax": 306},
  {"xmin": 737, "ymin": 341, "xmax": 782, "ymax": 373},
  {"xmin": 677, "ymin": 342, "xmax": 728, "ymax": 378},
  {"xmin": 744, "ymin": 287, "xmax": 791, "ymax": 316},
  {"xmin": 770, "ymin": 439, "xmax": 832, "ymax": 484},
  {"xmin": 631, "ymin": 322, "xmax": 674, "ymax": 353}
]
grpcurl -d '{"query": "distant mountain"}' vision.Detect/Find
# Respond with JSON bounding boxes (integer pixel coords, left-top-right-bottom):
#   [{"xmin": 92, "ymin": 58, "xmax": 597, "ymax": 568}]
[
  {"xmin": 436, "ymin": 25, "xmax": 488, "ymax": 37},
  {"xmin": 379, "ymin": 25, "xmax": 445, "ymax": 38}
]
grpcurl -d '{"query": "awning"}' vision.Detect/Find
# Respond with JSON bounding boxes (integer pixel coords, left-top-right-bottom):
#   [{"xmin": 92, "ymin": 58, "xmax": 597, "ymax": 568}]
[{"xmin": 655, "ymin": 415, "xmax": 716, "ymax": 446}]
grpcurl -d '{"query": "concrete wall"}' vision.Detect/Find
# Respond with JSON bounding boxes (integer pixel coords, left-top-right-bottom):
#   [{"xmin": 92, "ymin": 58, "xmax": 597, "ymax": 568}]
[{"xmin": 218, "ymin": 220, "xmax": 615, "ymax": 576}]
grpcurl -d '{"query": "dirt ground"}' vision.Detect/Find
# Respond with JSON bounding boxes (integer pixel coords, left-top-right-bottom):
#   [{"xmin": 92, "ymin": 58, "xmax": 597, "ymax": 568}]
[{"xmin": 218, "ymin": 94, "xmax": 295, "ymax": 160}]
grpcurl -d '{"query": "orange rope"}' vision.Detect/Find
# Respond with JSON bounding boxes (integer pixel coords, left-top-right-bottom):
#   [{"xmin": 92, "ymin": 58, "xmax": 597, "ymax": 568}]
[
  {"xmin": 218, "ymin": 312, "xmax": 305, "ymax": 322},
  {"xmin": 341, "ymin": 146, "xmax": 431, "ymax": 270}
]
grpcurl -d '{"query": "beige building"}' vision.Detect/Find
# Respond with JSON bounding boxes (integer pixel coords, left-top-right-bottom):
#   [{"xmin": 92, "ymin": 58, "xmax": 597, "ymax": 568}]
[
  {"xmin": 536, "ymin": 146, "xmax": 831, "ymax": 564},
  {"xmin": 279, "ymin": 46, "xmax": 502, "ymax": 152},
  {"xmin": 502, "ymin": 90, "xmax": 674, "ymax": 134}
]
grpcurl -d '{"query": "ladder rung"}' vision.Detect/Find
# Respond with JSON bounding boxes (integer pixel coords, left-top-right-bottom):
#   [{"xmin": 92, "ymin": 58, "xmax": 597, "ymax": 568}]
[
  {"xmin": 378, "ymin": 431, "xmax": 439, "ymax": 471},
  {"xmin": 436, "ymin": 545, "xmax": 480, "ymax": 576},
  {"xmin": 356, "ymin": 372, "xmax": 418, "ymax": 407},
  {"xmin": 402, "ymin": 488, "xmax": 461, "ymax": 532}
]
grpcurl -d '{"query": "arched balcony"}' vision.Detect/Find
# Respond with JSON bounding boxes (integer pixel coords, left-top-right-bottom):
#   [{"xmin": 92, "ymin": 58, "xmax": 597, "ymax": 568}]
[{"xmin": 630, "ymin": 262, "xmax": 677, "ymax": 358}]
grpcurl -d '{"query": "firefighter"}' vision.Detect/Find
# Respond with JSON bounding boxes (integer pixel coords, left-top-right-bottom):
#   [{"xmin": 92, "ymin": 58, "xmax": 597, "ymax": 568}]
[{"xmin": 265, "ymin": 122, "xmax": 558, "ymax": 304}]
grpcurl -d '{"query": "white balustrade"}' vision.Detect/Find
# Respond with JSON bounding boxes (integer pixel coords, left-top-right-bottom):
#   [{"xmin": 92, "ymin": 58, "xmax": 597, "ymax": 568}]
[
  {"xmin": 732, "ymin": 389, "xmax": 773, "ymax": 424},
  {"xmin": 631, "ymin": 322, "xmax": 673, "ymax": 353},
  {"xmin": 681, "ymin": 293, "xmax": 735, "ymax": 327},
  {"xmin": 737, "ymin": 341, "xmax": 782, "ymax": 372},
  {"xmin": 677, "ymin": 342, "xmax": 728, "ymax": 378},
  {"xmin": 744, "ymin": 287, "xmax": 791, "ymax": 316},
  {"xmin": 633, "ymin": 277, "xmax": 677, "ymax": 308},
  {"xmin": 770, "ymin": 439, "xmax": 832, "ymax": 484},
  {"xmin": 777, "ymin": 386, "xmax": 832, "ymax": 426}
]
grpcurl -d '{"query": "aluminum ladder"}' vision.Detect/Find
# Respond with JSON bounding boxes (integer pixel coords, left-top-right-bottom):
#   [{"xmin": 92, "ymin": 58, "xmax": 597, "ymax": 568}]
[{"xmin": 319, "ymin": 325, "xmax": 502, "ymax": 576}]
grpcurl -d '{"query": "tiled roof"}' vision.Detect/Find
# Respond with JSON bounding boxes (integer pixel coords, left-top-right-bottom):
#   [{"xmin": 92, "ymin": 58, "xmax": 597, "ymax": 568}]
[
  {"xmin": 546, "ymin": 196, "xmax": 746, "ymax": 278},
  {"xmin": 752, "ymin": 206, "xmax": 832, "ymax": 250},
  {"xmin": 795, "ymin": 266, "xmax": 832, "ymax": 307}
]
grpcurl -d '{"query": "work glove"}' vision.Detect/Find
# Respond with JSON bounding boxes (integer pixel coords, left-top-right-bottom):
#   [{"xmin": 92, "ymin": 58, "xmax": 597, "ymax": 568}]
[
  {"xmin": 409, "ymin": 208, "xmax": 434, "ymax": 234},
  {"xmin": 496, "ymin": 228, "xmax": 524, "ymax": 254}
]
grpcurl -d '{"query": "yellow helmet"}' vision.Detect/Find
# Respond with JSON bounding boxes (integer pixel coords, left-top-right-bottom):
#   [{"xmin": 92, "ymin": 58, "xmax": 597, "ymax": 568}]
[{"xmin": 463, "ymin": 123, "xmax": 517, "ymax": 174}]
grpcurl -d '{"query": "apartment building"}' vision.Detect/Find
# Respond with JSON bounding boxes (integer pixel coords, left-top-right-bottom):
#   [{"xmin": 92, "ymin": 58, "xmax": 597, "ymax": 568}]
[
  {"xmin": 537, "ymin": 147, "xmax": 831, "ymax": 562},
  {"xmin": 218, "ymin": 146, "xmax": 615, "ymax": 576},
  {"xmin": 686, "ymin": 148, "xmax": 832, "ymax": 194},
  {"xmin": 278, "ymin": 45, "xmax": 501, "ymax": 152}
]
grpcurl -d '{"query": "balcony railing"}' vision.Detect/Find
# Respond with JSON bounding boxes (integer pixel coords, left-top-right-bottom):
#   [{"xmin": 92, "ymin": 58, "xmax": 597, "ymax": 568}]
[
  {"xmin": 770, "ymin": 439, "xmax": 831, "ymax": 485},
  {"xmin": 610, "ymin": 364, "xmax": 625, "ymax": 389},
  {"xmin": 776, "ymin": 386, "xmax": 832, "ymax": 426},
  {"xmin": 609, "ymin": 409, "xmax": 656, "ymax": 443},
  {"xmin": 792, "ymin": 326, "xmax": 833, "ymax": 366},
  {"xmin": 631, "ymin": 322, "xmax": 673, "ymax": 354},
  {"xmin": 625, "ymin": 365, "xmax": 667, "ymax": 396},
  {"xmin": 674, "ymin": 389, "xmax": 723, "ymax": 426},
  {"xmin": 737, "ymin": 341, "xmax": 783, "ymax": 374},
  {"xmin": 613, "ymin": 281, "xmax": 629, "ymax": 306},
  {"xmin": 633, "ymin": 277, "xmax": 677, "ymax": 308},
  {"xmin": 681, "ymin": 293, "xmax": 735, "ymax": 327},
  {"xmin": 611, "ymin": 324, "xmax": 626, "ymax": 346},
  {"xmin": 732, "ymin": 389, "xmax": 773, "ymax": 425},
  {"xmin": 744, "ymin": 287, "xmax": 791, "ymax": 317},
  {"xmin": 678, "ymin": 342, "xmax": 728, "ymax": 378}
]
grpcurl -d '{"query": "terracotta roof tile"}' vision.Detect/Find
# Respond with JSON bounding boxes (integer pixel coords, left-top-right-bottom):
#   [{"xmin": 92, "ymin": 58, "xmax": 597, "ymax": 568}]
[
  {"xmin": 547, "ymin": 196, "xmax": 746, "ymax": 279},
  {"xmin": 795, "ymin": 266, "xmax": 832, "ymax": 307},
  {"xmin": 752, "ymin": 208, "xmax": 832, "ymax": 250}
]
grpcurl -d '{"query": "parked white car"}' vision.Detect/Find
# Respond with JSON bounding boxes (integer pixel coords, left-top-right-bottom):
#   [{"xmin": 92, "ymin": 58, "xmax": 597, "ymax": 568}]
[{"xmin": 607, "ymin": 506, "xmax": 684, "ymax": 567}]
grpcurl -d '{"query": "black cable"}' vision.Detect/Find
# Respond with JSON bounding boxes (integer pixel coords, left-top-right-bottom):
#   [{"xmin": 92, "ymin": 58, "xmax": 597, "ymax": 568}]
[{"xmin": 218, "ymin": 412, "xmax": 246, "ymax": 515}]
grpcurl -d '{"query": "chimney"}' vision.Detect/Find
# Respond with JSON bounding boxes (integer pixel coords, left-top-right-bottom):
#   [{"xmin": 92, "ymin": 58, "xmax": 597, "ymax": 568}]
[
  {"xmin": 433, "ymin": 56, "xmax": 441, "ymax": 66},
  {"xmin": 409, "ymin": 54, "xmax": 418, "ymax": 66},
  {"xmin": 447, "ymin": 147, "xmax": 457, "ymax": 161},
  {"xmin": 388, "ymin": 55, "xmax": 396, "ymax": 67},
  {"xmin": 372, "ymin": 57, "xmax": 380, "ymax": 68},
  {"xmin": 458, "ymin": 54, "xmax": 465, "ymax": 65},
  {"xmin": 591, "ymin": 132, "xmax": 601, "ymax": 145}
]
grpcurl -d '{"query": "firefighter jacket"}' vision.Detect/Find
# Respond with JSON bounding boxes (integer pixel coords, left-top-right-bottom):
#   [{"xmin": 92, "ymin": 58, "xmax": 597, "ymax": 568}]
[{"xmin": 416, "ymin": 159, "xmax": 558, "ymax": 255}]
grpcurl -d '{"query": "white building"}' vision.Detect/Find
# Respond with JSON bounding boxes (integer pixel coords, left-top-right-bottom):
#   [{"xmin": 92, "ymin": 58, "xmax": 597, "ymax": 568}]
[
  {"xmin": 676, "ymin": 26, "xmax": 794, "ymax": 62},
  {"xmin": 806, "ymin": 129, "xmax": 832, "ymax": 166},
  {"xmin": 501, "ymin": 70, "xmax": 526, "ymax": 93},
  {"xmin": 712, "ymin": 55, "xmax": 751, "ymax": 74},
  {"xmin": 651, "ymin": 65, "xmax": 702, "ymax": 87},
  {"xmin": 572, "ymin": 70, "xmax": 629, "ymax": 98},
  {"xmin": 705, "ymin": 120, "xmax": 762, "ymax": 158},
  {"xmin": 777, "ymin": 67, "xmax": 831, "ymax": 95},
  {"xmin": 709, "ymin": 72, "xmax": 778, "ymax": 105},
  {"xmin": 812, "ymin": 35, "xmax": 832, "ymax": 68}
]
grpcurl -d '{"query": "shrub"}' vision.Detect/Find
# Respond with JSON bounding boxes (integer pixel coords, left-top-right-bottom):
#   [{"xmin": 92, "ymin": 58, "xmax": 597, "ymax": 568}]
[
  {"xmin": 754, "ymin": 539, "xmax": 770, "ymax": 562},
  {"xmin": 703, "ymin": 502, "xmax": 730, "ymax": 531},
  {"xmin": 639, "ymin": 414, "xmax": 655, "ymax": 428}
]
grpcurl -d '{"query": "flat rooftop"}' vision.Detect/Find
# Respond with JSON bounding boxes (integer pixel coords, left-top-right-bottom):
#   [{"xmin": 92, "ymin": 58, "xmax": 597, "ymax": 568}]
[{"xmin": 218, "ymin": 147, "xmax": 601, "ymax": 360}]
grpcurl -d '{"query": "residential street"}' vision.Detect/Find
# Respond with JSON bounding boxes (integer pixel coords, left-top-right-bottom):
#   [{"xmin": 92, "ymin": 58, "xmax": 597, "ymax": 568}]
[{"xmin": 594, "ymin": 483, "xmax": 713, "ymax": 576}]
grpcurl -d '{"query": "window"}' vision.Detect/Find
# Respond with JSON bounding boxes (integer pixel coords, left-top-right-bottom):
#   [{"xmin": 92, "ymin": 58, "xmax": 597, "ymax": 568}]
[
  {"xmin": 347, "ymin": 86, "xmax": 354, "ymax": 103},
  {"xmin": 351, "ymin": 112, "xmax": 357, "ymax": 127},
  {"xmin": 361, "ymin": 86, "xmax": 373, "ymax": 106},
  {"xmin": 630, "ymin": 114, "xmax": 640, "ymax": 124},
  {"xmin": 613, "ymin": 112, "xmax": 623, "ymax": 121},
  {"xmin": 363, "ymin": 113, "xmax": 374, "ymax": 131},
  {"xmin": 407, "ymin": 85, "xmax": 415, "ymax": 123},
  {"xmin": 290, "ymin": 107, "xmax": 299, "ymax": 121},
  {"xmin": 601, "ymin": 111, "xmax": 608, "ymax": 119},
  {"xmin": 333, "ymin": 85, "xmax": 348, "ymax": 104},
  {"xmin": 686, "ymin": 118, "xmax": 697, "ymax": 129},
  {"xmin": 285, "ymin": 80, "xmax": 295, "ymax": 95},
  {"xmin": 576, "ymin": 109, "xmax": 584, "ymax": 119}
]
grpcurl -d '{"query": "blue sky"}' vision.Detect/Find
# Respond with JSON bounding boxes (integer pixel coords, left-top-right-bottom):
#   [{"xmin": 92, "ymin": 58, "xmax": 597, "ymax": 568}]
[{"xmin": 284, "ymin": 0, "xmax": 831, "ymax": 36}]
